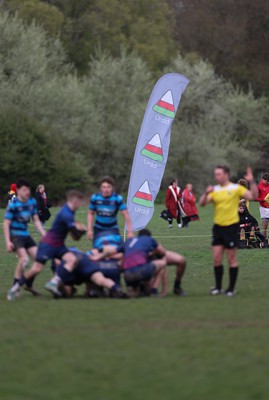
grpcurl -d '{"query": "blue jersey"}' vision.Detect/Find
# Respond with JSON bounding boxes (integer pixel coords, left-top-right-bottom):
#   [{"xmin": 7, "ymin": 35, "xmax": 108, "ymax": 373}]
[
  {"xmin": 93, "ymin": 230, "xmax": 123, "ymax": 251},
  {"xmin": 4, "ymin": 197, "xmax": 38, "ymax": 237},
  {"xmin": 119, "ymin": 236, "xmax": 158, "ymax": 270},
  {"xmin": 89, "ymin": 192, "xmax": 126, "ymax": 230},
  {"xmin": 42, "ymin": 204, "xmax": 75, "ymax": 247}
]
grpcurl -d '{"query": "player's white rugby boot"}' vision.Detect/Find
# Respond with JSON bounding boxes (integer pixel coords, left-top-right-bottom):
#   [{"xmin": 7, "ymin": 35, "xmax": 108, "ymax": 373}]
[
  {"xmin": 225, "ymin": 290, "xmax": 236, "ymax": 297},
  {"xmin": 44, "ymin": 281, "xmax": 62, "ymax": 298},
  {"xmin": 7, "ymin": 286, "xmax": 20, "ymax": 301},
  {"xmin": 210, "ymin": 287, "xmax": 223, "ymax": 295}
]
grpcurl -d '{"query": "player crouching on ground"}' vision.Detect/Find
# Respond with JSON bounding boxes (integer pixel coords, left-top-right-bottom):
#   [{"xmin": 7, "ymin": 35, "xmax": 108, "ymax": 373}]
[
  {"xmin": 97, "ymin": 229, "xmax": 167, "ymax": 297},
  {"xmin": 85, "ymin": 228, "xmax": 125, "ymax": 297},
  {"xmin": 50, "ymin": 248, "xmax": 128, "ymax": 299},
  {"xmin": 86, "ymin": 248, "xmax": 123, "ymax": 298}
]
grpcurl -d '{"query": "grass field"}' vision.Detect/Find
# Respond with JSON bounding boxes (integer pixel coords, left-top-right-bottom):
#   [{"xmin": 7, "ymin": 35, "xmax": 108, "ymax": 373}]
[{"xmin": 0, "ymin": 203, "xmax": 269, "ymax": 400}]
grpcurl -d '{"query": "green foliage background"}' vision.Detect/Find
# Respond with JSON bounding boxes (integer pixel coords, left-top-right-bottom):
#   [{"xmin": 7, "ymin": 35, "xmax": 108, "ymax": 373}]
[{"xmin": 0, "ymin": 1, "xmax": 268, "ymax": 201}]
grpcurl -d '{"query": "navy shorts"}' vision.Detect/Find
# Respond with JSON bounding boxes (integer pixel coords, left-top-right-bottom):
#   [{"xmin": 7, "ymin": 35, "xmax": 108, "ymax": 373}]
[
  {"xmin": 62, "ymin": 270, "xmax": 84, "ymax": 286},
  {"xmin": 11, "ymin": 235, "xmax": 36, "ymax": 251},
  {"xmin": 35, "ymin": 242, "xmax": 68, "ymax": 264},
  {"xmin": 96, "ymin": 260, "xmax": 121, "ymax": 284},
  {"xmin": 75, "ymin": 253, "xmax": 100, "ymax": 278},
  {"xmin": 124, "ymin": 262, "xmax": 156, "ymax": 287}
]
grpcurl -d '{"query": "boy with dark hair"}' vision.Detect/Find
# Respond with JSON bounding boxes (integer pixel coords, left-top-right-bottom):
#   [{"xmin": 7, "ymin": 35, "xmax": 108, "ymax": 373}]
[
  {"xmin": 87, "ymin": 176, "xmax": 133, "ymax": 245},
  {"xmin": 4, "ymin": 178, "xmax": 46, "ymax": 298},
  {"xmin": 7, "ymin": 190, "xmax": 85, "ymax": 300}
]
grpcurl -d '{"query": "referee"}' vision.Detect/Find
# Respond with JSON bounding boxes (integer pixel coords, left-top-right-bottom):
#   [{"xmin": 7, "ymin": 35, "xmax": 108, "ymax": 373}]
[{"xmin": 200, "ymin": 166, "xmax": 258, "ymax": 296}]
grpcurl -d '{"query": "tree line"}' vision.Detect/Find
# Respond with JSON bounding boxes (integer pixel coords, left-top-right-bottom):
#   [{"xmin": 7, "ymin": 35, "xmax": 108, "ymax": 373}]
[
  {"xmin": 0, "ymin": 6, "xmax": 268, "ymax": 204},
  {"xmin": 2, "ymin": 0, "xmax": 269, "ymax": 95}
]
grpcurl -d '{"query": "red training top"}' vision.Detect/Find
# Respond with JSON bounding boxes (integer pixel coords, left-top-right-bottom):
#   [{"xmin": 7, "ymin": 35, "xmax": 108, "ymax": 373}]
[
  {"xmin": 165, "ymin": 185, "xmax": 182, "ymax": 219},
  {"xmin": 182, "ymin": 189, "xmax": 199, "ymax": 219},
  {"xmin": 256, "ymin": 180, "xmax": 269, "ymax": 208}
]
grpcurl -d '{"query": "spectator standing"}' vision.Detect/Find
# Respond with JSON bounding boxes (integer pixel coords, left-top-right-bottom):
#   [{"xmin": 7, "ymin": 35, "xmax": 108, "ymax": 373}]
[
  {"xmin": 165, "ymin": 178, "xmax": 186, "ymax": 229},
  {"xmin": 256, "ymin": 173, "xmax": 269, "ymax": 240},
  {"xmin": 8, "ymin": 183, "xmax": 17, "ymax": 204},
  {"xmin": 181, "ymin": 184, "xmax": 200, "ymax": 228},
  {"xmin": 35, "ymin": 184, "xmax": 51, "ymax": 228}
]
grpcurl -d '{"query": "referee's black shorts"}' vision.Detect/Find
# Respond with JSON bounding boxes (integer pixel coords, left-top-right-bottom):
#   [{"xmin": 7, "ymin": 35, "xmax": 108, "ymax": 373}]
[{"xmin": 212, "ymin": 223, "xmax": 239, "ymax": 249}]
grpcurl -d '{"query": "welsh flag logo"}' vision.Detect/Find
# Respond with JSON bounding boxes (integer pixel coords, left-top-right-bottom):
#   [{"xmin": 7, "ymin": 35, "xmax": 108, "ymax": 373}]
[
  {"xmin": 132, "ymin": 180, "xmax": 153, "ymax": 208},
  {"xmin": 153, "ymin": 90, "xmax": 175, "ymax": 119},
  {"xmin": 141, "ymin": 133, "xmax": 163, "ymax": 162}
]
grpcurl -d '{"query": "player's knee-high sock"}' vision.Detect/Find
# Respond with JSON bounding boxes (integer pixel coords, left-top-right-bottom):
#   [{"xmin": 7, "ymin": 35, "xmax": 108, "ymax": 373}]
[
  {"xmin": 25, "ymin": 276, "xmax": 36, "ymax": 288},
  {"xmin": 17, "ymin": 275, "xmax": 27, "ymax": 287},
  {"xmin": 228, "ymin": 266, "xmax": 239, "ymax": 292},
  {"xmin": 55, "ymin": 263, "xmax": 72, "ymax": 285},
  {"xmin": 174, "ymin": 278, "xmax": 181, "ymax": 290},
  {"xmin": 214, "ymin": 265, "xmax": 223, "ymax": 290}
]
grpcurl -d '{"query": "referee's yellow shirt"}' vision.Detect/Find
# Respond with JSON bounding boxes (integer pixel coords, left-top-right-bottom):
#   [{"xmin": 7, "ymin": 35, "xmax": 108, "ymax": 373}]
[{"xmin": 208, "ymin": 183, "xmax": 247, "ymax": 226}]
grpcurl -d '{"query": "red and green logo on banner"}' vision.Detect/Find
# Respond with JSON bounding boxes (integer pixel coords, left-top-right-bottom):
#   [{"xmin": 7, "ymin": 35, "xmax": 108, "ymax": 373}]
[
  {"xmin": 153, "ymin": 90, "xmax": 175, "ymax": 119},
  {"xmin": 141, "ymin": 133, "xmax": 163, "ymax": 162},
  {"xmin": 132, "ymin": 181, "xmax": 153, "ymax": 208}
]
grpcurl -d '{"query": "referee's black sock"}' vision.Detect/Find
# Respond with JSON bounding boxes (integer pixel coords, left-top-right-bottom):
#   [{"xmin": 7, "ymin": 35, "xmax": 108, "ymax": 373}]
[
  {"xmin": 228, "ymin": 266, "xmax": 239, "ymax": 292},
  {"xmin": 214, "ymin": 265, "xmax": 223, "ymax": 290}
]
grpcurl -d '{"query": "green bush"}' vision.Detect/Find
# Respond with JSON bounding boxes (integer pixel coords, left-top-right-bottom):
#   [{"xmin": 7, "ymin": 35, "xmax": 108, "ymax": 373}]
[{"xmin": 0, "ymin": 109, "xmax": 88, "ymax": 205}]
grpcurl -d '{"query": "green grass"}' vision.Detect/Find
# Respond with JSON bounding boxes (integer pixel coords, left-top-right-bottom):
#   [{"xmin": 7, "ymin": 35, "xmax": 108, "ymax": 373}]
[{"xmin": 0, "ymin": 203, "xmax": 269, "ymax": 400}]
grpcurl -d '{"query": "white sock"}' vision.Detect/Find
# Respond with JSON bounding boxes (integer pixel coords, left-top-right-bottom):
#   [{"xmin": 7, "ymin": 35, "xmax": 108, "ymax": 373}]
[{"xmin": 50, "ymin": 275, "xmax": 62, "ymax": 284}]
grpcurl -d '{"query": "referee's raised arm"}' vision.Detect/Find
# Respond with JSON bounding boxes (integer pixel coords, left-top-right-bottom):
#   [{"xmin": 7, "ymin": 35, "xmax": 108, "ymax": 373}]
[
  {"xmin": 199, "ymin": 185, "xmax": 214, "ymax": 207},
  {"xmin": 243, "ymin": 167, "xmax": 258, "ymax": 201}
]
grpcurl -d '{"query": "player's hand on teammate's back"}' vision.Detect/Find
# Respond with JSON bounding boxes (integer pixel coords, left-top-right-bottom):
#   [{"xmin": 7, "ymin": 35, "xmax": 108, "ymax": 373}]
[{"xmin": 127, "ymin": 231, "xmax": 134, "ymax": 239}]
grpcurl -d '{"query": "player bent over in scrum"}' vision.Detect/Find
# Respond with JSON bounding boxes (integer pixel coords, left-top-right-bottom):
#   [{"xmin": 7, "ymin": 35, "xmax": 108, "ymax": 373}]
[
  {"xmin": 99, "ymin": 229, "xmax": 167, "ymax": 297},
  {"xmin": 7, "ymin": 190, "xmax": 85, "ymax": 300},
  {"xmin": 54, "ymin": 249, "xmax": 128, "ymax": 299},
  {"xmin": 4, "ymin": 179, "xmax": 46, "ymax": 299},
  {"xmin": 85, "ymin": 230, "xmax": 124, "ymax": 297}
]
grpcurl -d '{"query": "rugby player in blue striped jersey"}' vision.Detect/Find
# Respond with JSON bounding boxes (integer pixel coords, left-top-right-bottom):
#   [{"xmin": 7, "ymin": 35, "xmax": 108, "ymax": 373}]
[
  {"xmin": 87, "ymin": 176, "xmax": 133, "ymax": 246},
  {"xmin": 4, "ymin": 178, "xmax": 46, "ymax": 298}
]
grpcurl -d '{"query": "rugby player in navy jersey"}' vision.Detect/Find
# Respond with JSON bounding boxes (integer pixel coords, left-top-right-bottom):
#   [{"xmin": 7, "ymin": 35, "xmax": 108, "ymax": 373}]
[
  {"xmin": 4, "ymin": 179, "xmax": 46, "ymax": 299},
  {"xmin": 96, "ymin": 229, "xmax": 167, "ymax": 297},
  {"xmin": 87, "ymin": 176, "xmax": 133, "ymax": 246},
  {"xmin": 7, "ymin": 190, "xmax": 85, "ymax": 300},
  {"xmin": 89, "ymin": 228, "xmax": 124, "ymax": 290},
  {"xmin": 52, "ymin": 248, "xmax": 127, "ymax": 298}
]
